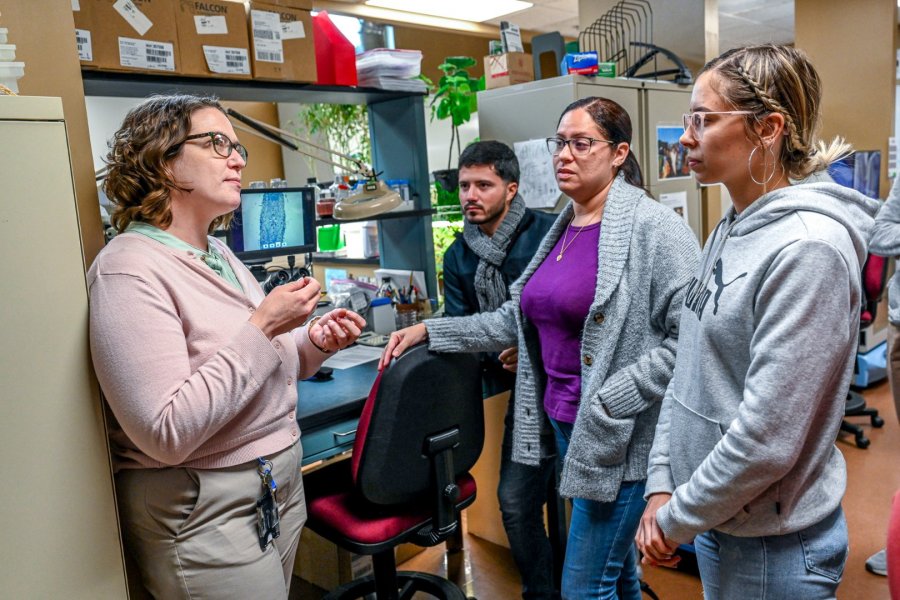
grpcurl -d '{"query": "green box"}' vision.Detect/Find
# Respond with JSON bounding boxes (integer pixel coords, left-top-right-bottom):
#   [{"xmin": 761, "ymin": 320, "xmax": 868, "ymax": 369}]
[
  {"xmin": 598, "ymin": 62, "xmax": 616, "ymax": 78},
  {"xmin": 317, "ymin": 224, "xmax": 344, "ymax": 252}
]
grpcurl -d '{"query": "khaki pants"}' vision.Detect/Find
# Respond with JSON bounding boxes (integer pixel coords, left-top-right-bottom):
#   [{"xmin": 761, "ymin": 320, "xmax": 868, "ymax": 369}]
[
  {"xmin": 116, "ymin": 441, "xmax": 306, "ymax": 600},
  {"xmin": 888, "ymin": 324, "xmax": 900, "ymax": 424}
]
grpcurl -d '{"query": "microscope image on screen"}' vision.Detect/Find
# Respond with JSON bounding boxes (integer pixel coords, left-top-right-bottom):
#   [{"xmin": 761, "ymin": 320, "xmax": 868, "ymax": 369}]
[
  {"xmin": 241, "ymin": 191, "xmax": 308, "ymax": 251},
  {"xmin": 226, "ymin": 187, "xmax": 317, "ymax": 265}
]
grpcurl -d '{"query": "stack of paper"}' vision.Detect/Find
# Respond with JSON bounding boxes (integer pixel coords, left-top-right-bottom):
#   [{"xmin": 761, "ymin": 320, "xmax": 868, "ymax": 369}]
[{"xmin": 356, "ymin": 48, "xmax": 427, "ymax": 92}]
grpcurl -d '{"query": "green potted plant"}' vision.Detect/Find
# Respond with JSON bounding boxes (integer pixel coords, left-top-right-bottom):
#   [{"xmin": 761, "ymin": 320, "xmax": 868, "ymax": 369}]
[{"xmin": 425, "ymin": 56, "xmax": 484, "ymax": 220}]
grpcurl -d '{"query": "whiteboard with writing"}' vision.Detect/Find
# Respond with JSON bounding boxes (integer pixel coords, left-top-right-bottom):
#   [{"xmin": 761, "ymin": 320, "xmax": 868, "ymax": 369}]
[{"xmin": 514, "ymin": 139, "xmax": 561, "ymax": 209}]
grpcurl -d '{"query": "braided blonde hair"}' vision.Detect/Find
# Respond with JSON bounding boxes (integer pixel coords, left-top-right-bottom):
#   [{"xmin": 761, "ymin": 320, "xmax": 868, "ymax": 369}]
[{"xmin": 700, "ymin": 44, "xmax": 851, "ymax": 180}]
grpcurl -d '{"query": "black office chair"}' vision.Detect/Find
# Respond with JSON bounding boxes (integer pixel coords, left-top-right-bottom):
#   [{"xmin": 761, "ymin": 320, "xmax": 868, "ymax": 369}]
[
  {"xmin": 303, "ymin": 344, "xmax": 483, "ymax": 600},
  {"xmin": 841, "ymin": 253, "xmax": 888, "ymax": 448}
]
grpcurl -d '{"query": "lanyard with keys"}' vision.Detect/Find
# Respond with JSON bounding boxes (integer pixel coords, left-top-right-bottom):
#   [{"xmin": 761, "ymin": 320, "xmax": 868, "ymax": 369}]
[{"xmin": 255, "ymin": 457, "xmax": 281, "ymax": 551}]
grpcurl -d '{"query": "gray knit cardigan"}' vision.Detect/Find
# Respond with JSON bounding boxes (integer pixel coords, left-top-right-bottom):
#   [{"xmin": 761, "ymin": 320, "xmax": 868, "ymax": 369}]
[{"xmin": 427, "ymin": 174, "xmax": 700, "ymax": 502}]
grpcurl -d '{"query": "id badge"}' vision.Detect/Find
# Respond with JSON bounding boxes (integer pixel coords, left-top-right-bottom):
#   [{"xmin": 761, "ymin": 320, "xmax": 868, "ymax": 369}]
[
  {"xmin": 256, "ymin": 487, "xmax": 281, "ymax": 551},
  {"xmin": 256, "ymin": 457, "xmax": 281, "ymax": 551}
]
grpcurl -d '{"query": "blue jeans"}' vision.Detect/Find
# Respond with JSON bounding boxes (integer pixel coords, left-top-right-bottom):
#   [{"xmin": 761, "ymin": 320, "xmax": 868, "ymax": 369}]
[
  {"xmin": 550, "ymin": 418, "xmax": 645, "ymax": 600},
  {"xmin": 694, "ymin": 506, "xmax": 849, "ymax": 600},
  {"xmin": 500, "ymin": 397, "xmax": 561, "ymax": 599}
]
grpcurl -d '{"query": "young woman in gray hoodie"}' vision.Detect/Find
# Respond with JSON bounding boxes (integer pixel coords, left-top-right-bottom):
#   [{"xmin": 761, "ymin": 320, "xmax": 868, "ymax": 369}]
[{"xmin": 636, "ymin": 45, "xmax": 879, "ymax": 599}]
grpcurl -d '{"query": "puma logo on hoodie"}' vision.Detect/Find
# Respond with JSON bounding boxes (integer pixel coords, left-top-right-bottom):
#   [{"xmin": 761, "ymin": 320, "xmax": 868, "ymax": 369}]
[{"xmin": 683, "ymin": 258, "xmax": 748, "ymax": 320}]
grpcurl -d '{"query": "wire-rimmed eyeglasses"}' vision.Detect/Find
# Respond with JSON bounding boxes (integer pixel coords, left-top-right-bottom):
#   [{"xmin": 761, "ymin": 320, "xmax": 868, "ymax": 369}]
[
  {"xmin": 682, "ymin": 111, "xmax": 754, "ymax": 140},
  {"xmin": 546, "ymin": 136, "xmax": 615, "ymax": 156},
  {"xmin": 177, "ymin": 131, "xmax": 249, "ymax": 162}
]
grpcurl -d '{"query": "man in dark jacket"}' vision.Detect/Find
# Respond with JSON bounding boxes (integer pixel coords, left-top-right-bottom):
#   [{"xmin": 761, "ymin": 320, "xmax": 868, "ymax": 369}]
[{"xmin": 442, "ymin": 141, "xmax": 558, "ymax": 599}]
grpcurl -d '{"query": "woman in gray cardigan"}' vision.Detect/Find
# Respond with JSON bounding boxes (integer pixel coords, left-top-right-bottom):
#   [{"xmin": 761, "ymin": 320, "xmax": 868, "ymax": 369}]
[{"xmin": 381, "ymin": 97, "xmax": 699, "ymax": 599}]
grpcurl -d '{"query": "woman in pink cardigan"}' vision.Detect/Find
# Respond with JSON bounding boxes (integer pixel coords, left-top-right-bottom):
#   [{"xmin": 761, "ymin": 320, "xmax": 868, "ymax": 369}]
[{"xmin": 88, "ymin": 94, "xmax": 364, "ymax": 599}]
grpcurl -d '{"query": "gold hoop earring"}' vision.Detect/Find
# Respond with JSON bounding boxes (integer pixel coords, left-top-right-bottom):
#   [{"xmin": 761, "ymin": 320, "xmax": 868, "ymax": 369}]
[{"xmin": 748, "ymin": 145, "xmax": 776, "ymax": 185}]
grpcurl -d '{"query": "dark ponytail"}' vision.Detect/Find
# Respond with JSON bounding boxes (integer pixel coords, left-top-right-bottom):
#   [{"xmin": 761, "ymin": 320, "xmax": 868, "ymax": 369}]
[
  {"xmin": 558, "ymin": 97, "xmax": 648, "ymax": 194},
  {"xmin": 621, "ymin": 150, "xmax": 643, "ymax": 189}
]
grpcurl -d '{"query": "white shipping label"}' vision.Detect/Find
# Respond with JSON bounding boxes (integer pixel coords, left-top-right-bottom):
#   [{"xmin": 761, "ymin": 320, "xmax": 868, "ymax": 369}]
[
  {"xmin": 114, "ymin": 0, "xmax": 154, "ymax": 36},
  {"xmin": 119, "ymin": 37, "xmax": 175, "ymax": 71},
  {"xmin": 75, "ymin": 28, "xmax": 93, "ymax": 62},
  {"xmin": 72, "ymin": 0, "xmax": 81, "ymax": 11},
  {"xmin": 250, "ymin": 10, "xmax": 283, "ymax": 63},
  {"xmin": 194, "ymin": 15, "xmax": 228, "ymax": 35},
  {"xmin": 203, "ymin": 46, "xmax": 250, "ymax": 75},
  {"xmin": 281, "ymin": 20, "xmax": 306, "ymax": 40}
]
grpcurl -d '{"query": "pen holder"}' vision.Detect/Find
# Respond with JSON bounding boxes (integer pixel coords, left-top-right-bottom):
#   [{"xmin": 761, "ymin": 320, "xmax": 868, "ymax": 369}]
[{"xmin": 394, "ymin": 303, "xmax": 419, "ymax": 329}]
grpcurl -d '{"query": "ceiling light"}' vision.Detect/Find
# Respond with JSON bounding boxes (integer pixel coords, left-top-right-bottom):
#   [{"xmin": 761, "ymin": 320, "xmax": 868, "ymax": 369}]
[{"xmin": 365, "ymin": 0, "xmax": 532, "ymax": 23}]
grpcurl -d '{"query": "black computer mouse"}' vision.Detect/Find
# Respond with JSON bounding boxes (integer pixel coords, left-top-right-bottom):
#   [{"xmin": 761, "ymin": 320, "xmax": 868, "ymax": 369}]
[{"xmin": 312, "ymin": 366, "xmax": 333, "ymax": 381}]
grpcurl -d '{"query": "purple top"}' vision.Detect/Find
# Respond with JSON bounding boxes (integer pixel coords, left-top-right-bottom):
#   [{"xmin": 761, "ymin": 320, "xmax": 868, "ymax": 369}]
[{"xmin": 521, "ymin": 222, "xmax": 600, "ymax": 423}]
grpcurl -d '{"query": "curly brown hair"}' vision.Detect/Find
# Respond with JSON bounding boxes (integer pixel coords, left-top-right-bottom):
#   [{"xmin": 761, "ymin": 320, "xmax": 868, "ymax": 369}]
[{"xmin": 104, "ymin": 94, "xmax": 234, "ymax": 233}]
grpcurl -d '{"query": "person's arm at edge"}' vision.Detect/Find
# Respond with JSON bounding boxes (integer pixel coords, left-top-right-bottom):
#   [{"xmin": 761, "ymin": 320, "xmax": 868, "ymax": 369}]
[{"xmin": 869, "ymin": 175, "xmax": 900, "ymax": 256}]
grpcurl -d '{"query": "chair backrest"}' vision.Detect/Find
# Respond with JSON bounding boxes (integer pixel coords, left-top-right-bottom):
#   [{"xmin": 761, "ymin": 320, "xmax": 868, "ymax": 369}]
[
  {"xmin": 861, "ymin": 254, "xmax": 889, "ymax": 324},
  {"xmin": 350, "ymin": 345, "xmax": 484, "ymax": 506}
]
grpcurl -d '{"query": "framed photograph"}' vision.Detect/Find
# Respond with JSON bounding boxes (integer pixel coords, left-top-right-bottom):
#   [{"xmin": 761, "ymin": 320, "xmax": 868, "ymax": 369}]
[{"xmin": 657, "ymin": 125, "xmax": 691, "ymax": 180}]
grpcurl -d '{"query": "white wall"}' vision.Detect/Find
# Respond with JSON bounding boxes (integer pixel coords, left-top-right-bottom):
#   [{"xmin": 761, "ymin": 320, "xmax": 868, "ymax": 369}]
[
  {"xmin": 85, "ymin": 96, "xmax": 141, "ymax": 172},
  {"xmin": 425, "ymin": 110, "xmax": 480, "ymax": 174},
  {"xmin": 276, "ymin": 102, "xmax": 338, "ymax": 186}
]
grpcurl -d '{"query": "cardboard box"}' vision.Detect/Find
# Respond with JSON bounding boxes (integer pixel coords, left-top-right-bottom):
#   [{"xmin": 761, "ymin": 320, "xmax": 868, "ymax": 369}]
[
  {"xmin": 175, "ymin": 0, "xmax": 251, "ymax": 79},
  {"xmin": 269, "ymin": 0, "xmax": 312, "ymax": 9},
  {"xmin": 88, "ymin": 0, "xmax": 179, "ymax": 74},
  {"xmin": 73, "ymin": 0, "xmax": 97, "ymax": 67},
  {"xmin": 247, "ymin": 1, "xmax": 316, "ymax": 82},
  {"xmin": 597, "ymin": 62, "xmax": 617, "ymax": 78},
  {"xmin": 294, "ymin": 528, "xmax": 424, "ymax": 591},
  {"xmin": 484, "ymin": 52, "xmax": 533, "ymax": 89}
]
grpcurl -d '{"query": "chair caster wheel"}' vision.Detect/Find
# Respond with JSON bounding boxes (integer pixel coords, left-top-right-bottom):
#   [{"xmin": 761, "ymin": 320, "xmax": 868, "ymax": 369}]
[
  {"xmin": 855, "ymin": 434, "xmax": 870, "ymax": 449},
  {"xmin": 873, "ymin": 416, "xmax": 885, "ymax": 428}
]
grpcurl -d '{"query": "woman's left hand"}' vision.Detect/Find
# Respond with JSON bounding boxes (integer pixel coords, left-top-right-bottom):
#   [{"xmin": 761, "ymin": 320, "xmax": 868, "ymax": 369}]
[
  {"xmin": 636, "ymin": 493, "xmax": 681, "ymax": 568},
  {"xmin": 308, "ymin": 309, "xmax": 366, "ymax": 353}
]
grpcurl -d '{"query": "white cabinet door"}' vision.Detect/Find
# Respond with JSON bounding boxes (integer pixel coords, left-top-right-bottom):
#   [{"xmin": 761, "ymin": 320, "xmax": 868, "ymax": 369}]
[{"xmin": 0, "ymin": 96, "xmax": 127, "ymax": 599}]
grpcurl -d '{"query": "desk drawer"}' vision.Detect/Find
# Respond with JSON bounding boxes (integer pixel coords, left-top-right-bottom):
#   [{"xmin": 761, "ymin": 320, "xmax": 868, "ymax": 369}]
[{"xmin": 301, "ymin": 416, "xmax": 358, "ymax": 465}]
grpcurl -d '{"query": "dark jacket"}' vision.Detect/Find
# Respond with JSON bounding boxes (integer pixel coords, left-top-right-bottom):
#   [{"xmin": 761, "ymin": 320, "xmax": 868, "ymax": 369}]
[{"xmin": 442, "ymin": 208, "xmax": 555, "ymax": 395}]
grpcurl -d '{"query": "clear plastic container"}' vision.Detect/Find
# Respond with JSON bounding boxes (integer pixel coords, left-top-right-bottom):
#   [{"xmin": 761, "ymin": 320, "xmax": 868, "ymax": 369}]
[
  {"xmin": 0, "ymin": 29, "xmax": 8, "ymax": 45},
  {"xmin": 0, "ymin": 62, "xmax": 25, "ymax": 93},
  {"xmin": 0, "ymin": 44, "xmax": 17, "ymax": 61}
]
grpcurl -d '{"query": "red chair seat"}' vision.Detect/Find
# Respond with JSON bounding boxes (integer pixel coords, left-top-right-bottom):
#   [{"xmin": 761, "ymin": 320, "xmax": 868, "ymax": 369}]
[{"xmin": 307, "ymin": 473, "xmax": 476, "ymax": 546}]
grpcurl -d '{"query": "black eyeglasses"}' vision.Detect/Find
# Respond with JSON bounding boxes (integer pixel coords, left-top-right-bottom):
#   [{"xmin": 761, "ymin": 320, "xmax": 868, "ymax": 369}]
[
  {"xmin": 546, "ymin": 136, "xmax": 615, "ymax": 156},
  {"xmin": 178, "ymin": 131, "xmax": 248, "ymax": 162}
]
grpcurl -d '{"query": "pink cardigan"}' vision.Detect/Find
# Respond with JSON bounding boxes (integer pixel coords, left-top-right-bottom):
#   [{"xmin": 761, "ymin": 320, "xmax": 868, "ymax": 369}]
[{"xmin": 88, "ymin": 232, "xmax": 329, "ymax": 470}]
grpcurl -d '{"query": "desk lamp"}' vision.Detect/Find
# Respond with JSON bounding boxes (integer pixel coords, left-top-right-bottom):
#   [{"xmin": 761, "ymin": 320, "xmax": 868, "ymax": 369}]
[{"xmin": 225, "ymin": 107, "xmax": 402, "ymax": 220}]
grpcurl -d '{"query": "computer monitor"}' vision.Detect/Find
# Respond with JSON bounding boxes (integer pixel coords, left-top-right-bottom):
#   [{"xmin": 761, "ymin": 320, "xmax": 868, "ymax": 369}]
[
  {"xmin": 827, "ymin": 150, "xmax": 881, "ymax": 199},
  {"xmin": 227, "ymin": 187, "xmax": 317, "ymax": 265}
]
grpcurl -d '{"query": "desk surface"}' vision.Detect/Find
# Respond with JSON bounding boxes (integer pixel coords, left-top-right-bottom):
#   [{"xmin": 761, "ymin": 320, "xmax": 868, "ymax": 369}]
[{"xmin": 296, "ymin": 359, "xmax": 379, "ymax": 465}]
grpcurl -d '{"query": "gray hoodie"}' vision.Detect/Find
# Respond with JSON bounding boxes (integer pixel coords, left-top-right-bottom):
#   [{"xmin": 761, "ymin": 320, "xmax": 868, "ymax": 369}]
[
  {"xmin": 867, "ymin": 175, "xmax": 900, "ymax": 324},
  {"xmin": 645, "ymin": 182, "xmax": 878, "ymax": 543}
]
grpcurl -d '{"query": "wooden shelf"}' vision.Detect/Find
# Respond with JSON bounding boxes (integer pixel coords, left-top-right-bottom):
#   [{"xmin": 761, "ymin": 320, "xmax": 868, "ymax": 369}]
[
  {"xmin": 315, "ymin": 208, "xmax": 436, "ymax": 226},
  {"xmin": 81, "ymin": 69, "xmax": 426, "ymax": 105}
]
